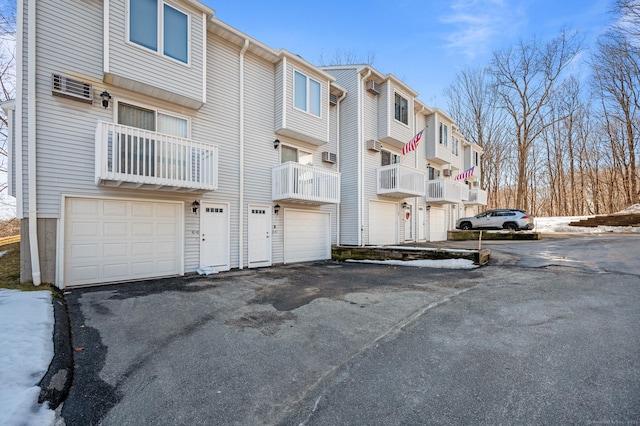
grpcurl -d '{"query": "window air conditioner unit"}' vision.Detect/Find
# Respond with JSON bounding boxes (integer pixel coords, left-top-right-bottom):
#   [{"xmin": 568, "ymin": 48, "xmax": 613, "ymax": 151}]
[
  {"xmin": 366, "ymin": 80, "xmax": 380, "ymax": 95},
  {"xmin": 443, "ymin": 169, "xmax": 452, "ymax": 177},
  {"xmin": 51, "ymin": 73, "xmax": 93, "ymax": 104},
  {"xmin": 329, "ymin": 94, "xmax": 338, "ymax": 106},
  {"xmin": 322, "ymin": 151, "xmax": 337, "ymax": 164},
  {"xmin": 472, "ymin": 181, "xmax": 479, "ymax": 187},
  {"xmin": 366, "ymin": 139, "xmax": 382, "ymax": 152}
]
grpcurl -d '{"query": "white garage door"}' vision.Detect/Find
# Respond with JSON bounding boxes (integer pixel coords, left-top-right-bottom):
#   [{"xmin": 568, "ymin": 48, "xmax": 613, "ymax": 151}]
[
  {"xmin": 64, "ymin": 198, "xmax": 182, "ymax": 287},
  {"xmin": 369, "ymin": 201, "xmax": 397, "ymax": 245},
  {"xmin": 429, "ymin": 207, "xmax": 447, "ymax": 242},
  {"xmin": 284, "ymin": 210, "xmax": 330, "ymax": 263}
]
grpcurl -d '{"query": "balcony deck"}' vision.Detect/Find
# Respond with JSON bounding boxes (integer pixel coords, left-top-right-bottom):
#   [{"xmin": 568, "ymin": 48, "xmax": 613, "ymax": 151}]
[
  {"xmin": 425, "ymin": 179, "xmax": 469, "ymax": 204},
  {"xmin": 95, "ymin": 121, "xmax": 218, "ymax": 192},
  {"xmin": 464, "ymin": 188, "xmax": 488, "ymax": 206},
  {"xmin": 377, "ymin": 164, "xmax": 426, "ymax": 198},
  {"xmin": 272, "ymin": 162, "xmax": 340, "ymax": 205}
]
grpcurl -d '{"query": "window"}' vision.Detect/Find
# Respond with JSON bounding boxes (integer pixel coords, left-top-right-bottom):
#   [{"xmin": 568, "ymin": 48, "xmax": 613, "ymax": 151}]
[
  {"xmin": 381, "ymin": 150, "xmax": 400, "ymax": 166},
  {"xmin": 129, "ymin": 0, "xmax": 189, "ymax": 64},
  {"xmin": 294, "ymin": 71, "xmax": 321, "ymax": 117},
  {"xmin": 281, "ymin": 145, "xmax": 313, "ymax": 166},
  {"xmin": 428, "ymin": 166, "xmax": 440, "ymax": 180},
  {"xmin": 439, "ymin": 122, "xmax": 448, "ymax": 146},
  {"xmin": 474, "ymin": 151, "xmax": 480, "ymax": 166},
  {"xmin": 452, "ymin": 137, "xmax": 459, "ymax": 156},
  {"xmin": 394, "ymin": 93, "xmax": 408, "ymax": 125},
  {"xmin": 115, "ymin": 102, "xmax": 189, "ymax": 178}
]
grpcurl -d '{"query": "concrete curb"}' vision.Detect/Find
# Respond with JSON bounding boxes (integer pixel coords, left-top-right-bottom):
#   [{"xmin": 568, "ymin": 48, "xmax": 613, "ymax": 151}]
[{"xmin": 38, "ymin": 289, "xmax": 73, "ymax": 409}]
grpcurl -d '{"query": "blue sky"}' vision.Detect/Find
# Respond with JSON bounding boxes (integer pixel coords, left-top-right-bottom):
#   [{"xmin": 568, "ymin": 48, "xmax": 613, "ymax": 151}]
[{"xmin": 205, "ymin": 0, "xmax": 615, "ymax": 108}]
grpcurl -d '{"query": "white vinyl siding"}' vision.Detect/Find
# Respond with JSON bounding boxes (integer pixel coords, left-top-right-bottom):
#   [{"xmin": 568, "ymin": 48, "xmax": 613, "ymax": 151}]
[{"xmin": 108, "ymin": 0, "xmax": 204, "ymax": 105}]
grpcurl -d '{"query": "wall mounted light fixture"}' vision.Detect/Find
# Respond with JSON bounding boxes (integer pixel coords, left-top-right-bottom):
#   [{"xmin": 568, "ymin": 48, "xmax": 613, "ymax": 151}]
[
  {"xmin": 100, "ymin": 90, "xmax": 112, "ymax": 109},
  {"xmin": 273, "ymin": 139, "xmax": 280, "ymax": 149},
  {"xmin": 192, "ymin": 200, "xmax": 200, "ymax": 214},
  {"xmin": 402, "ymin": 202, "xmax": 408, "ymax": 209},
  {"xmin": 273, "ymin": 204, "xmax": 280, "ymax": 214}
]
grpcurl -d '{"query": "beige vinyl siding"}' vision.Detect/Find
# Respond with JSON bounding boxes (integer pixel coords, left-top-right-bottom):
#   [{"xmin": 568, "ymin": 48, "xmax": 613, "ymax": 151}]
[
  {"xmin": 325, "ymin": 68, "xmax": 359, "ymax": 245},
  {"xmin": 274, "ymin": 61, "xmax": 284, "ymax": 137},
  {"xmin": 362, "ymin": 86, "xmax": 385, "ymax": 245},
  {"xmin": 379, "ymin": 82, "xmax": 413, "ymax": 147},
  {"xmin": 424, "ymin": 114, "xmax": 438, "ymax": 163},
  {"xmin": 107, "ymin": 0, "xmax": 205, "ymax": 105}
]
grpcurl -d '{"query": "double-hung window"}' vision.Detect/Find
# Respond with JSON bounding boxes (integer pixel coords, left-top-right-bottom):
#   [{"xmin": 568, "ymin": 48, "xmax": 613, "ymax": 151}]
[
  {"xmin": 294, "ymin": 71, "xmax": 321, "ymax": 117},
  {"xmin": 394, "ymin": 93, "xmax": 408, "ymax": 125},
  {"xmin": 381, "ymin": 150, "xmax": 400, "ymax": 166},
  {"xmin": 129, "ymin": 0, "xmax": 189, "ymax": 64},
  {"xmin": 474, "ymin": 151, "xmax": 480, "ymax": 166},
  {"xmin": 452, "ymin": 137, "xmax": 459, "ymax": 156},
  {"xmin": 281, "ymin": 144, "xmax": 313, "ymax": 166},
  {"xmin": 439, "ymin": 122, "xmax": 448, "ymax": 146}
]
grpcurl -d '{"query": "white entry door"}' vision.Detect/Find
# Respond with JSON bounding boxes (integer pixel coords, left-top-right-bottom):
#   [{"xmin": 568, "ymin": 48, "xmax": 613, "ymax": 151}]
[
  {"xmin": 200, "ymin": 202, "xmax": 230, "ymax": 271},
  {"xmin": 429, "ymin": 207, "xmax": 447, "ymax": 241},
  {"xmin": 404, "ymin": 204, "xmax": 413, "ymax": 241},
  {"xmin": 418, "ymin": 207, "xmax": 426, "ymax": 241},
  {"xmin": 248, "ymin": 205, "xmax": 272, "ymax": 268}
]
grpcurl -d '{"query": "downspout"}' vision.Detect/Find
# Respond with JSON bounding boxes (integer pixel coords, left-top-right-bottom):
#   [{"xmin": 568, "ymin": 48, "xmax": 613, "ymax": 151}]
[
  {"xmin": 238, "ymin": 39, "xmax": 249, "ymax": 269},
  {"xmin": 359, "ymin": 69, "xmax": 371, "ymax": 246},
  {"xmin": 336, "ymin": 90, "xmax": 347, "ymax": 245},
  {"xmin": 27, "ymin": 0, "xmax": 41, "ymax": 285},
  {"xmin": 415, "ymin": 106, "xmax": 424, "ymax": 240}
]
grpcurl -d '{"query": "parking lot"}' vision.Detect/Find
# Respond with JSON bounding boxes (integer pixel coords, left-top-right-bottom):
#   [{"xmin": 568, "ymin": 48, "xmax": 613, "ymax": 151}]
[{"xmin": 60, "ymin": 234, "xmax": 640, "ymax": 425}]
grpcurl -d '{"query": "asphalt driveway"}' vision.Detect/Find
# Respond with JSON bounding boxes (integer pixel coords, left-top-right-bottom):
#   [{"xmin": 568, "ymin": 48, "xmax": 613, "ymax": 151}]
[{"xmin": 59, "ymin": 236, "xmax": 640, "ymax": 425}]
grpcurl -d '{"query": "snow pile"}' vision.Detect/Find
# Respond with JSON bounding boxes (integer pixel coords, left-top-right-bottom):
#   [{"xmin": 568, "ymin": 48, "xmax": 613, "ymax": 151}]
[
  {"xmin": 0, "ymin": 195, "xmax": 17, "ymax": 221},
  {"xmin": 0, "ymin": 290, "xmax": 56, "ymax": 425},
  {"xmin": 535, "ymin": 215, "xmax": 640, "ymax": 233}
]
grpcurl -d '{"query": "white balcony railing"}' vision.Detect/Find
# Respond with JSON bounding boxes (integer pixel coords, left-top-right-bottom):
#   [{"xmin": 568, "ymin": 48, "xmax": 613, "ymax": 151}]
[
  {"xmin": 425, "ymin": 179, "xmax": 469, "ymax": 204},
  {"xmin": 272, "ymin": 162, "xmax": 340, "ymax": 204},
  {"xmin": 377, "ymin": 164, "xmax": 426, "ymax": 198},
  {"xmin": 95, "ymin": 121, "xmax": 218, "ymax": 191},
  {"xmin": 464, "ymin": 188, "xmax": 488, "ymax": 206}
]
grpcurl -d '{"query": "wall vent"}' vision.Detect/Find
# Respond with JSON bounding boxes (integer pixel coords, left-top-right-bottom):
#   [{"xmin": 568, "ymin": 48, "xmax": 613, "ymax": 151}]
[
  {"xmin": 322, "ymin": 151, "xmax": 337, "ymax": 164},
  {"xmin": 367, "ymin": 139, "xmax": 382, "ymax": 152},
  {"xmin": 52, "ymin": 74, "xmax": 93, "ymax": 104},
  {"xmin": 366, "ymin": 80, "xmax": 380, "ymax": 95},
  {"xmin": 329, "ymin": 94, "xmax": 338, "ymax": 106}
]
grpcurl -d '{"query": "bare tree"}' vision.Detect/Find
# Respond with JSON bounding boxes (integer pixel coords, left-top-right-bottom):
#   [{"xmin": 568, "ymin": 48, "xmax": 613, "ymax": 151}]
[
  {"xmin": 591, "ymin": 29, "xmax": 639, "ymax": 206},
  {"xmin": 615, "ymin": 0, "xmax": 640, "ymax": 42},
  {"xmin": 0, "ymin": 0, "xmax": 16, "ymax": 195},
  {"xmin": 489, "ymin": 30, "xmax": 583, "ymax": 211},
  {"xmin": 444, "ymin": 67, "xmax": 509, "ymax": 209},
  {"xmin": 317, "ymin": 49, "xmax": 376, "ymax": 67}
]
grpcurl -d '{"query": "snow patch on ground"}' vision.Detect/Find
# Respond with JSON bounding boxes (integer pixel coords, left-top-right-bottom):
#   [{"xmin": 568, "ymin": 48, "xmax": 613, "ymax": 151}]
[
  {"xmin": 0, "ymin": 195, "xmax": 17, "ymax": 221},
  {"xmin": 0, "ymin": 290, "xmax": 56, "ymax": 425}
]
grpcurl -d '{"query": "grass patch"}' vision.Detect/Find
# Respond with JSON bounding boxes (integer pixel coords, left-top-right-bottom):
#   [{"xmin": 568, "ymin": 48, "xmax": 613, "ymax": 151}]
[{"xmin": 0, "ymin": 242, "xmax": 49, "ymax": 291}]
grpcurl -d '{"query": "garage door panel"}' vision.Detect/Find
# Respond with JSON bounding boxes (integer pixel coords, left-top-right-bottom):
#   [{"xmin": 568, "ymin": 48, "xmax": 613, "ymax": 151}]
[
  {"xmin": 284, "ymin": 211, "xmax": 330, "ymax": 263},
  {"xmin": 369, "ymin": 201, "xmax": 397, "ymax": 245},
  {"xmin": 65, "ymin": 198, "xmax": 182, "ymax": 286}
]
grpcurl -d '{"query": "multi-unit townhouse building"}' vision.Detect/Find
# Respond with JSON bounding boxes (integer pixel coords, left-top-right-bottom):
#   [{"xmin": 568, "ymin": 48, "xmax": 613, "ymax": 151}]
[
  {"xmin": 4, "ymin": 0, "xmax": 486, "ymax": 288},
  {"xmin": 322, "ymin": 65, "xmax": 486, "ymax": 246}
]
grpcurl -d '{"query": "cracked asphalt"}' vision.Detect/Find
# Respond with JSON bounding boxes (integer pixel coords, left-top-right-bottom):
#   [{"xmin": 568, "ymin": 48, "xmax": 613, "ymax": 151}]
[{"xmin": 59, "ymin": 234, "xmax": 640, "ymax": 425}]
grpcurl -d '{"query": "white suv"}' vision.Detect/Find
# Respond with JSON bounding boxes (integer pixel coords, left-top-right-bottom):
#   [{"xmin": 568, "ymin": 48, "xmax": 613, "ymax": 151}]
[{"xmin": 456, "ymin": 209, "xmax": 534, "ymax": 231}]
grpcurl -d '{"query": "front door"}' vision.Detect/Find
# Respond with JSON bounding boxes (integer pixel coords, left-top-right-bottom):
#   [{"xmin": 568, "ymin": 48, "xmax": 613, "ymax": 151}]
[
  {"xmin": 248, "ymin": 205, "xmax": 272, "ymax": 268},
  {"xmin": 404, "ymin": 204, "xmax": 413, "ymax": 241},
  {"xmin": 418, "ymin": 206, "xmax": 426, "ymax": 241},
  {"xmin": 200, "ymin": 202, "xmax": 230, "ymax": 271}
]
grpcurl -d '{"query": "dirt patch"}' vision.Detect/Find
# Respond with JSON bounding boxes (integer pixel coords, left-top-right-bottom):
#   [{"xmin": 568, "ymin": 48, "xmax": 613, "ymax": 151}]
[{"xmin": 225, "ymin": 311, "xmax": 296, "ymax": 335}]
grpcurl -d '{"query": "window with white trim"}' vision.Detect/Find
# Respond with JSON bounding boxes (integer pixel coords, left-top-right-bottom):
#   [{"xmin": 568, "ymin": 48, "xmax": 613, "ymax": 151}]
[
  {"xmin": 394, "ymin": 93, "xmax": 408, "ymax": 125},
  {"xmin": 118, "ymin": 102, "xmax": 188, "ymax": 137},
  {"xmin": 439, "ymin": 122, "xmax": 448, "ymax": 147},
  {"xmin": 452, "ymin": 137, "xmax": 459, "ymax": 156},
  {"xmin": 294, "ymin": 71, "xmax": 321, "ymax": 117},
  {"xmin": 474, "ymin": 151, "xmax": 480, "ymax": 166},
  {"xmin": 281, "ymin": 144, "xmax": 313, "ymax": 166},
  {"xmin": 129, "ymin": 0, "xmax": 189, "ymax": 64},
  {"xmin": 381, "ymin": 150, "xmax": 400, "ymax": 166}
]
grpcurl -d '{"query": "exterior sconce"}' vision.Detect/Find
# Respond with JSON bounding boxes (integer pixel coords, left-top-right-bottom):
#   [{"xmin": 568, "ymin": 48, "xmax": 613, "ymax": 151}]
[
  {"xmin": 192, "ymin": 200, "xmax": 200, "ymax": 214},
  {"xmin": 273, "ymin": 139, "xmax": 280, "ymax": 149},
  {"xmin": 402, "ymin": 202, "xmax": 408, "ymax": 209},
  {"xmin": 100, "ymin": 90, "xmax": 112, "ymax": 109},
  {"xmin": 273, "ymin": 204, "xmax": 280, "ymax": 215}
]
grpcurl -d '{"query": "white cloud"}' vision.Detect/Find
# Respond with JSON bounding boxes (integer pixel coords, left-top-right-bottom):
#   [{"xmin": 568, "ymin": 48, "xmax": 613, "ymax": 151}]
[{"xmin": 440, "ymin": 0, "xmax": 526, "ymax": 59}]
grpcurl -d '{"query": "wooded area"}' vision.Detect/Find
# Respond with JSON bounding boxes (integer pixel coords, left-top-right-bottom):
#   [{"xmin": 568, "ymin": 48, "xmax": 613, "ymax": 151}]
[{"xmin": 446, "ymin": 0, "xmax": 640, "ymax": 216}]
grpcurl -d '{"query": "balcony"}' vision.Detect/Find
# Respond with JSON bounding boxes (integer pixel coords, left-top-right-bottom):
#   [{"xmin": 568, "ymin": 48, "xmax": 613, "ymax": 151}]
[
  {"xmin": 425, "ymin": 179, "xmax": 469, "ymax": 204},
  {"xmin": 464, "ymin": 188, "xmax": 488, "ymax": 206},
  {"xmin": 377, "ymin": 164, "xmax": 426, "ymax": 198},
  {"xmin": 272, "ymin": 162, "xmax": 340, "ymax": 205},
  {"xmin": 95, "ymin": 122, "xmax": 218, "ymax": 191}
]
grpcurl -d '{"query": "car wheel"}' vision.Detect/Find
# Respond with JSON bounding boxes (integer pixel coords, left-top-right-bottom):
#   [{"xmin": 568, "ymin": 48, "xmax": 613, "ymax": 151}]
[
  {"xmin": 503, "ymin": 222, "xmax": 518, "ymax": 231},
  {"xmin": 460, "ymin": 222, "xmax": 472, "ymax": 230}
]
